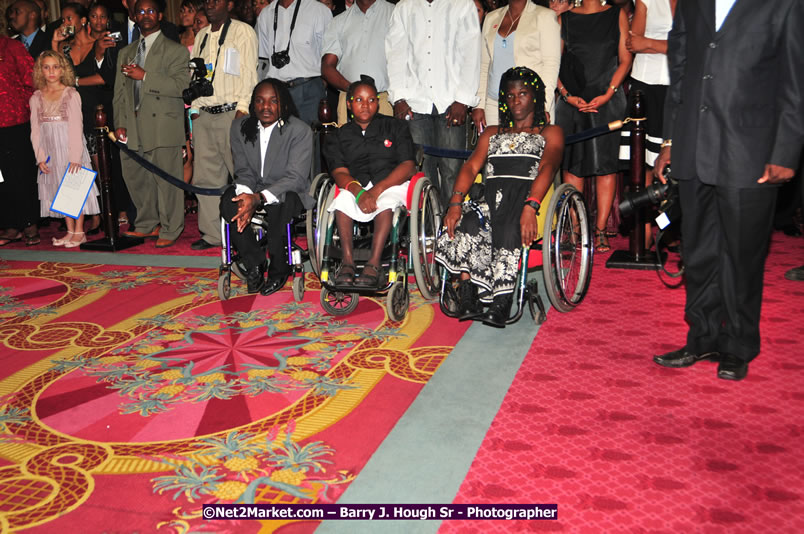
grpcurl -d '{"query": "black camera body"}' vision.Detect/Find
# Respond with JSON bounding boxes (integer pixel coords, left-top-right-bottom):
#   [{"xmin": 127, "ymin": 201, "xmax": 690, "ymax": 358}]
[
  {"xmin": 620, "ymin": 167, "xmax": 679, "ymax": 220},
  {"xmin": 182, "ymin": 58, "xmax": 213, "ymax": 105},
  {"xmin": 271, "ymin": 50, "xmax": 290, "ymax": 69}
]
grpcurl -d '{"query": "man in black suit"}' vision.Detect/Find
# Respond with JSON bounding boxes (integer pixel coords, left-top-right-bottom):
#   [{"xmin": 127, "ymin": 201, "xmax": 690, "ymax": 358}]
[
  {"xmin": 8, "ymin": 0, "xmax": 49, "ymax": 58},
  {"xmin": 221, "ymin": 79, "xmax": 314, "ymax": 294},
  {"xmin": 653, "ymin": 0, "xmax": 804, "ymax": 381}
]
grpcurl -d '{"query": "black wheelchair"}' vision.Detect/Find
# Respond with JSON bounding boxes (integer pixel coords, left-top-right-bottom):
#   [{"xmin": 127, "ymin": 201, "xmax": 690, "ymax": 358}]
[
  {"xmin": 438, "ymin": 183, "xmax": 594, "ymax": 324},
  {"xmin": 306, "ymin": 172, "xmax": 442, "ymax": 321},
  {"xmin": 216, "ymin": 212, "xmax": 306, "ymax": 302}
]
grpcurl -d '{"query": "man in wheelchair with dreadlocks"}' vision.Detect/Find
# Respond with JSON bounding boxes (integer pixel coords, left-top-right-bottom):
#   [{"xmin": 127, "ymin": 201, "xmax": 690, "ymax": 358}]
[{"xmin": 221, "ymin": 78, "xmax": 314, "ymax": 295}]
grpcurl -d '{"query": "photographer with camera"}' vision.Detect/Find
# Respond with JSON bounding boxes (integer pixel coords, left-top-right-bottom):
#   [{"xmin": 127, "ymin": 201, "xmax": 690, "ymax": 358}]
[
  {"xmin": 188, "ymin": 0, "xmax": 257, "ymax": 251},
  {"xmin": 652, "ymin": 0, "xmax": 804, "ymax": 381},
  {"xmin": 113, "ymin": 0, "xmax": 190, "ymax": 248},
  {"xmin": 256, "ymin": 0, "xmax": 332, "ymax": 126}
]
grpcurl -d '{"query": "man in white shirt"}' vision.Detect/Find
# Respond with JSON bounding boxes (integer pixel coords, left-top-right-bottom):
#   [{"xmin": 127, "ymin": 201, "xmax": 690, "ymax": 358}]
[
  {"xmin": 385, "ymin": 0, "xmax": 481, "ymax": 207},
  {"xmin": 321, "ymin": 0, "xmax": 394, "ymax": 125},
  {"xmin": 256, "ymin": 0, "xmax": 332, "ymax": 125}
]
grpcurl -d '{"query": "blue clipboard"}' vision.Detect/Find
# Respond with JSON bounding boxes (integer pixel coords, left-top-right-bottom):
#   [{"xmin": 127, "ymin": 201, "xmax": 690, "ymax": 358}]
[{"xmin": 49, "ymin": 165, "xmax": 98, "ymax": 219}]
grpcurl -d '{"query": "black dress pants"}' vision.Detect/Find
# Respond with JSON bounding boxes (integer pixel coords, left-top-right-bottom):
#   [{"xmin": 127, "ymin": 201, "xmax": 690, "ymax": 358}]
[
  {"xmin": 219, "ymin": 185, "xmax": 303, "ymax": 278},
  {"xmin": 679, "ymin": 177, "xmax": 777, "ymax": 362}
]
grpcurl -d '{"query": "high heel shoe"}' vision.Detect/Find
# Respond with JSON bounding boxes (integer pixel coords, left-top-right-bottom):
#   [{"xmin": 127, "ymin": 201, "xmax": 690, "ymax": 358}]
[
  {"xmin": 594, "ymin": 227, "xmax": 610, "ymax": 253},
  {"xmin": 63, "ymin": 232, "xmax": 86, "ymax": 248},
  {"xmin": 52, "ymin": 231, "xmax": 74, "ymax": 246}
]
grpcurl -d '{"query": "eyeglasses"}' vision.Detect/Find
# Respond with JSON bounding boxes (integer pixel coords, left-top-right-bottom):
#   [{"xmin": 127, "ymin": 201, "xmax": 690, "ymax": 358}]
[{"xmin": 137, "ymin": 8, "xmax": 157, "ymax": 15}]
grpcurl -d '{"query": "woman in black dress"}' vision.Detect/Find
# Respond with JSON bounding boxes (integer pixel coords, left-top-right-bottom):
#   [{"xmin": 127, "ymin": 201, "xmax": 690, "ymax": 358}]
[
  {"xmin": 555, "ymin": 1, "xmax": 632, "ymax": 252},
  {"xmin": 436, "ymin": 67, "xmax": 565, "ymax": 327},
  {"xmin": 323, "ymin": 76, "xmax": 417, "ymax": 288}
]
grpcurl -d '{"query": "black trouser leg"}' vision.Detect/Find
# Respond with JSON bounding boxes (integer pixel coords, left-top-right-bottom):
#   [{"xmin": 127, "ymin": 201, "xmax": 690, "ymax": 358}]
[
  {"xmin": 262, "ymin": 192, "xmax": 303, "ymax": 279},
  {"xmin": 219, "ymin": 185, "xmax": 263, "ymax": 270}
]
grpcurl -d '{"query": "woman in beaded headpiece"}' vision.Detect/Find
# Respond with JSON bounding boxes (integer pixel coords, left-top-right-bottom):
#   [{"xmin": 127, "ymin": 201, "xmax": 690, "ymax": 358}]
[{"xmin": 435, "ymin": 66, "xmax": 564, "ymax": 327}]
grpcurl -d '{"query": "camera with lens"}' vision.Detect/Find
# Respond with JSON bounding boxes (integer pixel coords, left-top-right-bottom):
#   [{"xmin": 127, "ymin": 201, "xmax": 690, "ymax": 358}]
[
  {"xmin": 182, "ymin": 58, "xmax": 213, "ymax": 105},
  {"xmin": 619, "ymin": 166, "xmax": 679, "ymax": 220},
  {"xmin": 271, "ymin": 50, "xmax": 290, "ymax": 69}
]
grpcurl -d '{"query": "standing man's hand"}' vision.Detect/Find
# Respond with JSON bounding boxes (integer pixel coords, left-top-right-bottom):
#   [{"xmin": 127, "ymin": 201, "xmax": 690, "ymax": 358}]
[
  {"xmin": 446, "ymin": 102, "xmax": 467, "ymax": 127},
  {"xmin": 654, "ymin": 146, "xmax": 671, "ymax": 183},
  {"xmin": 393, "ymin": 99, "xmax": 413, "ymax": 120},
  {"xmin": 471, "ymin": 108, "xmax": 487, "ymax": 133},
  {"xmin": 757, "ymin": 164, "xmax": 795, "ymax": 184},
  {"xmin": 235, "ymin": 110, "xmax": 247, "ymax": 119}
]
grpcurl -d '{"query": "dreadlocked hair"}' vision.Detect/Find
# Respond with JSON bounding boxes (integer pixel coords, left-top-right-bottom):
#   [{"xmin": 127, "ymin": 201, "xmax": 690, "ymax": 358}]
[
  {"xmin": 497, "ymin": 66, "xmax": 547, "ymax": 131},
  {"xmin": 345, "ymin": 74, "xmax": 378, "ymax": 122},
  {"xmin": 241, "ymin": 78, "xmax": 298, "ymax": 144}
]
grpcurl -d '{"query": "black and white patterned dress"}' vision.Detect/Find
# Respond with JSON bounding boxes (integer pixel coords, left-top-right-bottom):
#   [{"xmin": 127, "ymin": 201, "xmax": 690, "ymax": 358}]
[{"xmin": 435, "ymin": 131, "xmax": 546, "ymax": 301}]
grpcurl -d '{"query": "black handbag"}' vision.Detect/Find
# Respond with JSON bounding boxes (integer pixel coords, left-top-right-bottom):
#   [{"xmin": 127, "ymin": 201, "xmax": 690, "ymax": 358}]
[{"xmin": 559, "ymin": 16, "xmax": 586, "ymax": 96}]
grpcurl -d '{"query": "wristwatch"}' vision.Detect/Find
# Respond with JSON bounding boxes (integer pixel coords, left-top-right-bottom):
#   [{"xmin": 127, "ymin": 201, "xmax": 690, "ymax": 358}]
[{"xmin": 524, "ymin": 199, "xmax": 541, "ymax": 215}]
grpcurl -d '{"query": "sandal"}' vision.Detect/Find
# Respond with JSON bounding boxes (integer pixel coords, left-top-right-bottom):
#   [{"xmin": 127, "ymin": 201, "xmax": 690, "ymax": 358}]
[
  {"xmin": 334, "ymin": 263, "xmax": 356, "ymax": 284},
  {"xmin": 0, "ymin": 231, "xmax": 23, "ymax": 246},
  {"xmin": 355, "ymin": 263, "xmax": 382, "ymax": 288},
  {"xmin": 53, "ymin": 231, "xmax": 74, "ymax": 246},
  {"xmin": 64, "ymin": 232, "xmax": 86, "ymax": 248},
  {"xmin": 595, "ymin": 228, "xmax": 611, "ymax": 253}
]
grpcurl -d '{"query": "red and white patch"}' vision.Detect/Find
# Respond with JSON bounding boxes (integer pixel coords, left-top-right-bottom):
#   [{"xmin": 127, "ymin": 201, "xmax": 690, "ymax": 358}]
[{"xmin": 384, "ymin": 139, "xmax": 392, "ymax": 148}]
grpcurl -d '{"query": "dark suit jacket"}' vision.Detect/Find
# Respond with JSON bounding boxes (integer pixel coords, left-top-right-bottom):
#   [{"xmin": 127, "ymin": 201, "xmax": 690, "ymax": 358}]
[
  {"xmin": 230, "ymin": 115, "xmax": 315, "ymax": 209},
  {"xmin": 16, "ymin": 29, "xmax": 49, "ymax": 59},
  {"xmin": 664, "ymin": 0, "xmax": 804, "ymax": 188},
  {"xmin": 118, "ymin": 19, "xmax": 180, "ymax": 47},
  {"xmin": 113, "ymin": 32, "xmax": 189, "ymax": 152}
]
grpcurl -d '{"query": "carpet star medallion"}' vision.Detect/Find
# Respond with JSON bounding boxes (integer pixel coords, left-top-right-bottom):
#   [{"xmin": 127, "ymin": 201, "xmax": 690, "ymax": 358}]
[{"xmin": 0, "ymin": 262, "xmax": 465, "ymax": 532}]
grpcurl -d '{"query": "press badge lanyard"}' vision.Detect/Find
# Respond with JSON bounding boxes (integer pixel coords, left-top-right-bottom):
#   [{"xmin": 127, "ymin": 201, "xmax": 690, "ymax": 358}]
[{"xmin": 198, "ymin": 18, "xmax": 231, "ymax": 85}]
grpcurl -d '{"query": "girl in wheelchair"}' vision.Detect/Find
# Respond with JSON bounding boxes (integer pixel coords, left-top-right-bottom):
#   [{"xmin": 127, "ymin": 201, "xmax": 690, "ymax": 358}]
[
  {"xmin": 322, "ymin": 75, "xmax": 418, "ymax": 288},
  {"xmin": 436, "ymin": 67, "xmax": 565, "ymax": 327}
]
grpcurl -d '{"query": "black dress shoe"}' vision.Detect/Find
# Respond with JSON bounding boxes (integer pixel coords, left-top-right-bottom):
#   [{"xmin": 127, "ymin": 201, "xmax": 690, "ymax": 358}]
[
  {"xmin": 717, "ymin": 354, "xmax": 748, "ymax": 381},
  {"xmin": 653, "ymin": 347, "xmax": 719, "ymax": 368},
  {"xmin": 260, "ymin": 274, "xmax": 288, "ymax": 296},
  {"xmin": 457, "ymin": 279, "xmax": 483, "ymax": 320},
  {"xmin": 245, "ymin": 262, "xmax": 267, "ymax": 293},
  {"xmin": 481, "ymin": 295, "xmax": 512, "ymax": 328},
  {"xmin": 191, "ymin": 238, "xmax": 218, "ymax": 251}
]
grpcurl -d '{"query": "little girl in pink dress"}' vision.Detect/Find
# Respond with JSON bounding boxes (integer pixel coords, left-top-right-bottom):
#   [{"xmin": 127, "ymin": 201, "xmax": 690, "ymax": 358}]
[{"xmin": 30, "ymin": 50, "xmax": 99, "ymax": 247}]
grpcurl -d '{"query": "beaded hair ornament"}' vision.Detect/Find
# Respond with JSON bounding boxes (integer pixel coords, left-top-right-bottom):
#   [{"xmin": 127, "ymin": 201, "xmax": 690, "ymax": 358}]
[{"xmin": 497, "ymin": 66, "xmax": 547, "ymax": 129}]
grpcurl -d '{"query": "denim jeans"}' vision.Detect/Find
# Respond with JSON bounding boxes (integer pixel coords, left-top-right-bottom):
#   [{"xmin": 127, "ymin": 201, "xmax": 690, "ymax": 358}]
[
  {"xmin": 407, "ymin": 110, "xmax": 467, "ymax": 208},
  {"xmin": 288, "ymin": 77, "xmax": 326, "ymax": 126}
]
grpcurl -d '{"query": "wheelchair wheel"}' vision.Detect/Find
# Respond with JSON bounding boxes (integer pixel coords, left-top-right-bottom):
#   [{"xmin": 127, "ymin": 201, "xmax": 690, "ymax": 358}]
[
  {"xmin": 230, "ymin": 260, "xmax": 247, "ymax": 282},
  {"xmin": 306, "ymin": 173, "xmax": 333, "ymax": 276},
  {"xmin": 217, "ymin": 270, "xmax": 231, "ymax": 301},
  {"xmin": 386, "ymin": 281, "xmax": 409, "ymax": 322},
  {"xmin": 542, "ymin": 183, "xmax": 593, "ymax": 313},
  {"xmin": 316, "ymin": 186, "xmax": 338, "ymax": 276},
  {"xmin": 410, "ymin": 176, "xmax": 443, "ymax": 300},
  {"xmin": 292, "ymin": 276, "xmax": 305, "ymax": 302},
  {"xmin": 320, "ymin": 287, "xmax": 359, "ymax": 316}
]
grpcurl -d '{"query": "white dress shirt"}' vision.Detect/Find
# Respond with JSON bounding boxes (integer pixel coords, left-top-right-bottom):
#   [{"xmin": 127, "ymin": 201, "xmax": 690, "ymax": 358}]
[
  {"xmin": 631, "ymin": 0, "xmax": 672, "ymax": 86},
  {"xmin": 256, "ymin": 0, "xmax": 332, "ymax": 81},
  {"xmin": 385, "ymin": 0, "xmax": 481, "ymax": 113},
  {"xmin": 322, "ymin": 0, "xmax": 394, "ymax": 92},
  {"xmin": 715, "ymin": 0, "xmax": 738, "ymax": 31},
  {"xmin": 234, "ymin": 120, "xmax": 281, "ymax": 204}
]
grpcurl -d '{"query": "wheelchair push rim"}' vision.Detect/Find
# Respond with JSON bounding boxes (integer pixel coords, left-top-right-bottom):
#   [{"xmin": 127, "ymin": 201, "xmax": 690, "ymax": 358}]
[
  {"xmin": 410, "ymin": 176, "xmax": 443, "ymax": 301},
  {"xmin": 542, "ymin": 183, "xmax": 593, "ymax": 312}
]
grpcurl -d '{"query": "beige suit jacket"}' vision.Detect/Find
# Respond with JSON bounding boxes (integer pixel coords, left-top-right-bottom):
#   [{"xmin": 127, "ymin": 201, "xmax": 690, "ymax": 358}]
[
  {"xmin": 113, "ymin": 32, "xmax": 190, "ymax": 153},
  {"xmin": 477, "ymin": 3, "xmax": 561, "ymax": 115}
]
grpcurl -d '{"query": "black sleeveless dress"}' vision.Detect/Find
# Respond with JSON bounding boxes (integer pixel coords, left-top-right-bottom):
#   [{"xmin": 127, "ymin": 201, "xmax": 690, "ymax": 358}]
[
  {"xmin": 556, "ymin": 7, "xmax": 627, "ymax": 177},
  {"xmin": 435, "ymin": 131, "xmax": 546, "ymax": 301}
]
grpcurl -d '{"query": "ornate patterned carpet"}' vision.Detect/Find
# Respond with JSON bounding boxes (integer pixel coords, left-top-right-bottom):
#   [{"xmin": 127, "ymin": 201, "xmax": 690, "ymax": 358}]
[
  {"xmin": 444, "ymin": 233, "xmax": 804, "ymax": 533},
  {"xmin": 0, "ymin": 261, "xmax": 467, "ymax": 533}
]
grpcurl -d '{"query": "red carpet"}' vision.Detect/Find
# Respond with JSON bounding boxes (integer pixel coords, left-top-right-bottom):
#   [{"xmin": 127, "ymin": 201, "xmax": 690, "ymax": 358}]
[
  {"xmin": 2, "ymin": 214, "xmax": 217, "ymax": 257},
  {"xmin": 0, "ymin": 261, "xmax": 467, "ymax": 532},
  {"xmin": 444, "ymin": 233, "xmax": 804, "ymax": 533}
]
